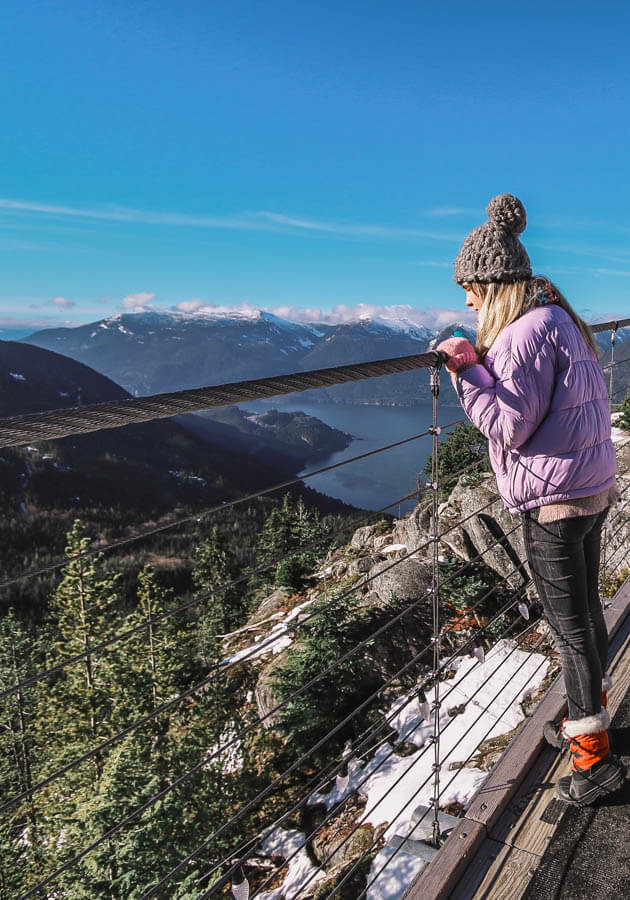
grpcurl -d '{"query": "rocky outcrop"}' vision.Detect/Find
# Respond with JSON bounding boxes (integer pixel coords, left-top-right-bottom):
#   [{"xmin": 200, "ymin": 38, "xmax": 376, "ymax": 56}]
[{"xmin": 437, "ymin": 474, "xmax": 529, "ymax": 589}]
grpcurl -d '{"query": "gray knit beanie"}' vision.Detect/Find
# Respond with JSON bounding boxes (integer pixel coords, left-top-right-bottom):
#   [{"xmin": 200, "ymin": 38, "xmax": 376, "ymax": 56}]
[{"xmin": 453, "ymin": 194, "xmax": 532, "ymax": 285}]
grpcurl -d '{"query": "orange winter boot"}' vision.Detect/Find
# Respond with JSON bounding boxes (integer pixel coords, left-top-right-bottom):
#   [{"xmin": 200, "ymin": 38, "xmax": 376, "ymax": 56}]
[{"xmin": 556, "ymin": 708, "xmax": 626, "ymax": 805}]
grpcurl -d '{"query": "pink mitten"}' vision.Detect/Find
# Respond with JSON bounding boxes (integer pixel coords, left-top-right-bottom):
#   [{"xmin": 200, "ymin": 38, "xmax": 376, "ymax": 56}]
[{"xmin": 436, "ymin": 337, "xmax": 479, "ymax": 373}]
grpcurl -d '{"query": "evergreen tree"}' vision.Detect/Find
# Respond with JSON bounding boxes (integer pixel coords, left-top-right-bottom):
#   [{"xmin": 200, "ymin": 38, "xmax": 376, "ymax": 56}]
[
  {"xmin": 31, "ymin": 520, "xmax": 122, "ymax": 893},
  {"xmin": 257, "ymin": 494, "xmax": 325, "ymax": 591},
  {"xmin": 193, "ymin": 526, "xmax": 245, "ymax": 654},
  {"xmin": 619, "ymin": 386, "xmax": 630, "ymax": 432},
  {"xmin": 55, "ymin": 567, "xmax": 248, "ymax": 898},
  {"xmin": 424, "ymin": 422, "xmax": 489, "ymax": 495},
  {"xmin": 0, "ymin": 610, "xmax": 43, "ymax": 898}
]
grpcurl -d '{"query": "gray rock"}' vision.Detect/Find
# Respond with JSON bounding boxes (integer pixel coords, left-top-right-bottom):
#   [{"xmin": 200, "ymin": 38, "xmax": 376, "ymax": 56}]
[
  {"xmin": 373, "ymin": 534, "xmax": 394, "ymax": 550},
  {"xmin": 312, "ymin": 821, "xmax": 376, "ymax": 867},
  {"xmin": 348, "ymin": 555, "xmax": 377, "ymax": 576},
  {"xmin": 248, "ymin": 587, "xmax": 292, "ymax": 624},
  {"xmin": 437, "ymin": 474, "xmax": 529, "ymax": 589},
  {"xmin": 254, "ymin": 656, "xmax": 285, "ymax": 728},
  {"xmin": 392, "ymin": 501, "xmax": 432, "ymax": 555},
  {"xmin": 367, "ymin": 557, "xmax": 433, "ymax": 606},
  {"xmin": 350, "ymin": 525, "xmax": 376, "ymax": 550}
]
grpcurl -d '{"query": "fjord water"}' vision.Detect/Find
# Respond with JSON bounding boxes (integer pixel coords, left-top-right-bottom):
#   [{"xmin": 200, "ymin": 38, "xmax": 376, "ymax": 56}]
[{"xmin": 244, "ymin": 401, "xmax": 460, "ymax": 514}]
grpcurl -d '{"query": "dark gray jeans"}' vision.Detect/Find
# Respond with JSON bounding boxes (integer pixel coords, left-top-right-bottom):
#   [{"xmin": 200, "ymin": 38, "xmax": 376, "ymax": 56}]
[{"xmin": 522, "ymin": 508, "xmax": 609, "ymax": 722}]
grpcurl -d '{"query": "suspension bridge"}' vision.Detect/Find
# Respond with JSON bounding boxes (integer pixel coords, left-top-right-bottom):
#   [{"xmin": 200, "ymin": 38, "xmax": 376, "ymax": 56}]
[{"xmin": 2, "ymin": 318, "xmax": 630, "ymax": 899}]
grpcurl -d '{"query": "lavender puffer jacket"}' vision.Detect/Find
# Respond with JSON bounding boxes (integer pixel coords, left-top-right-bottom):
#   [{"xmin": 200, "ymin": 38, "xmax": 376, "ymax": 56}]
[{"xmin": 455, "ymin": 304, "xmax": 616, "ymax": 514}]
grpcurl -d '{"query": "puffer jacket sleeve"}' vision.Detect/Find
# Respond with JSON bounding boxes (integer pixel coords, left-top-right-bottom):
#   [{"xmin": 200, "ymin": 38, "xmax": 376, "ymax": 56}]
[{"xmin": 455, "ymin": 328, "xmax": 557, "ymax": 451}]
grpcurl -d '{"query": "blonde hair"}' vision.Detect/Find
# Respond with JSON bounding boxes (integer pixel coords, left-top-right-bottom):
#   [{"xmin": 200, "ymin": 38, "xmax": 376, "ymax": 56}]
[{"xmin": 467, "ymin": 277, "xmax": 600, "ymax": 360}]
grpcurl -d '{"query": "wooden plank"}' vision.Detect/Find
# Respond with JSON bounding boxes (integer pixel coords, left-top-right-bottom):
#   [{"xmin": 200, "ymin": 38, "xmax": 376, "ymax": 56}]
[
  {"xmin": 406, "ymin": 575, "xmax": 630, "ymax": 900},
  {"xmin": 449, "ymin": 838, "xmax": 540, "ymax": 900}
]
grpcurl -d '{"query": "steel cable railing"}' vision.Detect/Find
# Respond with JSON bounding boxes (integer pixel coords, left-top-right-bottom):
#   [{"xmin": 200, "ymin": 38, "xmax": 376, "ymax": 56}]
[
  {"xmin": 146, "ymin": 547, "xmax": 530, "ymax": 899},
  {"xmin": 0, "ymin": 471, "xmax": 500, "ymax": 705},
  {"xmin": 15, "ymin": 553, "xmax": 530, "ymax": 900},
  {"xmin": 12, "ymin": 446, "xmax": 527, "ymax": 895},
  {"xmin": 245, "ymin": 613, "xmax": 542, "ymax": 900},
  {"xmin": 246, "ymin": 615, "xmax": 545, "ymax": 900},
  {"xmin": 351, "ymin": 639, "xmax": 550, "ymax": 900},
  {"xmin": 3, "ymin": 519, "xmax": 523, "ymax": 820}
]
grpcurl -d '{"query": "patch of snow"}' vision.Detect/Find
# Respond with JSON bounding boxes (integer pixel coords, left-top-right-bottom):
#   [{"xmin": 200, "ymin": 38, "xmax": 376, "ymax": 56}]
[
  {"xmin": 8, "ymin": 372, "xmax": 26, "ymax": 381},
  {"xmin": 611, "ymin": 426, "xmax": 630, "ymax": 445},
  {"xmin": 380, "ymin": 543, "xmax": 406, "ymax": 554},
  {"xmin": 258, "ymin": 827, "xmax": 325, "ymax": 899},
  {"xmin": 223, "ymin": 628, "xmax": 292, "ymax": 666},
  {"xmin": 117, "ymin": 325, "xmax": 133, "ymax": 335},
  {"xmin": 366, "ymin": 846, "xmax": 425, "ymax": 900},
  {"xmin": 284, "ymin": 597, "xmax": 316, "ymax": 624},
  {"xmin": 58, "ymin": 391, "xmax": 70, "ymax": 397},
  {"xmin": 304, "ymin": 640, "xmax": 548, "ymax": 899}
]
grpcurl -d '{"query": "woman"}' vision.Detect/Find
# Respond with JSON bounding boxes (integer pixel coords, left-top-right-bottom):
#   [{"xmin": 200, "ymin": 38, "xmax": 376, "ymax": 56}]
[{"xmin": 437, "ymin": 193, "xmax": 625, "ymax": 805}]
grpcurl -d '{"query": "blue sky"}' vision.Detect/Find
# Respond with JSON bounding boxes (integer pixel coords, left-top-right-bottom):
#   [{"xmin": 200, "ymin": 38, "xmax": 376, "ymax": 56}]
[{"xmin": 1, "ymin": 0, "xmax": 630, "ymax": 336}]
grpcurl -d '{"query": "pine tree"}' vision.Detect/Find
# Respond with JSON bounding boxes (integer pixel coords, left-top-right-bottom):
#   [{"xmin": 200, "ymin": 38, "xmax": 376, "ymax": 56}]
[
  {"xmin": 0, "ymin": 610, "xmax": 43, "ymax": 898},
  {"xmin": 424, "ymin": 422, "xmax": 489, "ymax": 495},
  {"xmin": 257, "ymin": 494, "xmax": 325, "ymax": 590},
  {"xmin": 32, "ymin": 519, "xmax": 122, "ymax": 892},
  {"xmin": 56, "ymin": 566, "xmax": 248, "ymax": 898},
  {"xmin": 192, "ymin": 526, "xmax": 246, "ymax": 666}
]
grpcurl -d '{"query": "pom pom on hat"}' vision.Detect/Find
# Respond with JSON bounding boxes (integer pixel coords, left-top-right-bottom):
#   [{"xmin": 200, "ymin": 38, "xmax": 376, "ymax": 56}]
[{"xmin": 486, "ymin": 193, "xmax": 527, "ymax": 235}]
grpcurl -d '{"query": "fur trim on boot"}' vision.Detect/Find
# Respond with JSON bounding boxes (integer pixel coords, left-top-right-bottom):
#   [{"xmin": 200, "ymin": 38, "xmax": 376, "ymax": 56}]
[{"xmin": 562, "ymin": 708, "xmax": 610, "ymax": 738}]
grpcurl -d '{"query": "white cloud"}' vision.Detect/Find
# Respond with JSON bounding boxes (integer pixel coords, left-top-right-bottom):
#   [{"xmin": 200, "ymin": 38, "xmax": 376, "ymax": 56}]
[
  {"xmin": 121, "ymin": 292, "xmax": 156, "ymax": 311},
  {"xmin": 50, "ymin": 296, "xmax": 74, "ymax": 308},
  {"xmin": 0, "ymin": 196, "xmax": 459, "ymax": 243},
  {"xmin": 175, "ymin": 299, "xmax": 204, "ymax": 313},
  {"xmin": 424, "ymin": 207, "xmax": 478, "ymax": 217},
  {"xmin": 265, "ymin": 302, "xmax": 477, "ymax": 330}
]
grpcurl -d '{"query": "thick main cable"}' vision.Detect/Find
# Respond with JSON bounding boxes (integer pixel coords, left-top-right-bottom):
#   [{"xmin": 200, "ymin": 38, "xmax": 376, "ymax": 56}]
[{"xmin": 0, "ymin": 351, "xmax": 449, "ymax": 448}]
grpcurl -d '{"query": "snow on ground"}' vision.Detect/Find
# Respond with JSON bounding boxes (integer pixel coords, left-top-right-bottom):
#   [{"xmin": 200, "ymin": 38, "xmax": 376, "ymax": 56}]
[
  {"xmin": 222, "ymin": 625, "xmax": 293, "ymax": 665},
  {"xmin": 258, "ymin": 827, "xmax": 326, "ymax": 899},
  {"xmin": 221, "ymin": 598, "xmax": 317, "ymax": 666},
  {"xmin": 363, "ymin": 639, "xmax": 549, "ymax": 899},
  {"xmin": 260, "ymin": 640, "xmax": 548, "ymax": 899},
  {"xmin": 611, "ymin": 425, "xmax": 630, "ymax": 446},
  {"xmin": 286, "ymin": 639, "xmax": 549, "ymax": 900}
]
